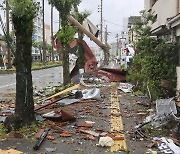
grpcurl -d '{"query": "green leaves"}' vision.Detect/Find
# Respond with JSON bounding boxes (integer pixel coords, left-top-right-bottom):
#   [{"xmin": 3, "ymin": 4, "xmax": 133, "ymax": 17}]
[
  {"xmin": 128, "ymin": 13, "xmax": 178, "ymax": 100},
  {"xmin": 57, "ymin": 25, "xmax": 75, "ymax": 45},
  {"xmin": 8, "ymin": 0, "xmax": 39, "ymax": 20}
]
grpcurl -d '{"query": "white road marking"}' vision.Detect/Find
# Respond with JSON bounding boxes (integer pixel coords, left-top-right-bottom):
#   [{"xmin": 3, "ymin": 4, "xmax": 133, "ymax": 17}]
[
  {"xmin": 0, "ymin": 74, "xmax": 52, "ymax": 89},
  {"xmin": 33, "ymin": 74, "xmax": 52, "ymax": 80},
  {"xmin": 0, "ymin": 83, "xmax": 16, "ymax": 89}
]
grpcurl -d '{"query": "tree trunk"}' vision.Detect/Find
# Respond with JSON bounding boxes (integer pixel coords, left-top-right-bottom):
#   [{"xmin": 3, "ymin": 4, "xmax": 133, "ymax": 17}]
[
  {"xmin": 4, "ymin": 15, "xmax": 35, "ymax": 131},
  {"xmin": 62, "ymin": 46, "xmax": 70, "ymax": 85},
  {"xmin": 40, "ymin": 49, "xmax": 43, "ymax": 63},
  {"xmin": 77, "ymin": 32, "xmax": 84, "ymax": 69}
]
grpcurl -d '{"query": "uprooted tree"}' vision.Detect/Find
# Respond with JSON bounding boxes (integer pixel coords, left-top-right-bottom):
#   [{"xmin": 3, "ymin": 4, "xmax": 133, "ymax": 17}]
[
  {"xmin": 4, "ymin": 0, "xmax": 39, "ymax": 131},
  {"xmin": 48, "ymin": 0, "xmax": 81, "ymax": 85},
  {"xmin": 73, "ymin": 5, "xmax": 90, "ymax": 69}
]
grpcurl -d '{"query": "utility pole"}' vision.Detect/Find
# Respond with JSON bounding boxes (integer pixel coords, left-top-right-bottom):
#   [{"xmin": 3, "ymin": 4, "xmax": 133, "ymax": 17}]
[
  {"xmin": 100, "ymin": 0, "xmax": 103, "ymax": 42},
  {"xmin": 6, "ymin": 0, "xmax": 11, "ymax": 69},
  {"xmin": 116, "ymin": 34, "xmax": 119, "ymax": 57},
  {"xmin": 105, "ymin": 25, "xmax": 108, "ymax": 45},
  {"xmin": 98, "ymin": 0, "xmax": 103, "ymax": 42},
  {"xmin": 42, "ymin": 0, "xmax": 46, "ymax": 65},
  {"xmin": 51, "ymin": 5, "xmax": 54, "ymax": 62}
]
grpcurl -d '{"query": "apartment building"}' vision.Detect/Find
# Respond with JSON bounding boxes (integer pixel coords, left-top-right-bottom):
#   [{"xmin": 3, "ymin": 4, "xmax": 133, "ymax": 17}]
[
  {"xmin": 45, "ymin": 24, "xmax": 51, "ymax": 44},
  {"xmin": 144, "ymin": 0, "xmax": 180, "ymax": 40},
  {"xmin": 144, "ymin": 0, "xmax": 180, "ymax": 89},
  {"xmin": 127, "ymin": 16, "xmax": 141, "ymax": 45}
]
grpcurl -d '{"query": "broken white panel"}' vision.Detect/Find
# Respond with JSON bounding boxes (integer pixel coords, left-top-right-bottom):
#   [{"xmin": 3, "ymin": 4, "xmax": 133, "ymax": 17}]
[
  {"xmin": 156, "ymin": 98, "xmax": 177, "ymax": 116},
  {"xmin": 151, "ymin": 98, "xmax": 177, "ymax": 127}
]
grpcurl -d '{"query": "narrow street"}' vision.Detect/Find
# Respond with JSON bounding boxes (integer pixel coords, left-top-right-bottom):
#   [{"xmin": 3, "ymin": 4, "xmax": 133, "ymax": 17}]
[
  {"xmin": 0, "ymin": 83, "xmax": 151, "ymax": 154},
  {"xmin": 0, "ymin": 0, "xmax": 180, "ymax": 153}
]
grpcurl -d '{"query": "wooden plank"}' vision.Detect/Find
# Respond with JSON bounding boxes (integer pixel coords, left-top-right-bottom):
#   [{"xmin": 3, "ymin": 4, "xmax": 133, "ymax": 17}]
[{"xmin": 45, "ymin": 84, "xmax": 80, "ymax": 100}]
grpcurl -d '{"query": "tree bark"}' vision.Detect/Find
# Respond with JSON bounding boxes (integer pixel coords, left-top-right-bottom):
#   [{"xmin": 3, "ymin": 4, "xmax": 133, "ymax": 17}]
[
  {"xmin": 62, "ymin": 46, "xmax": 70, "ymax": 85},
  {"xmin": 4, "ymin": 15, "xmax": 35, "ymax": 131},
  {"xmin": 77, "ymin": 31, "xmax": 84, "ymax": 69}
]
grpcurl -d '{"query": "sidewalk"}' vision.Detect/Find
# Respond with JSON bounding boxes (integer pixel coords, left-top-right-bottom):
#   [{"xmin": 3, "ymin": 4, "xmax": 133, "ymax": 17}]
[
  {"xmin": 0, "ymin": 83, "xmax": 154, "ymax": 154},
  {"xmin": 0, "ymin": 81, "xmax": 179, "ymax": 153}
]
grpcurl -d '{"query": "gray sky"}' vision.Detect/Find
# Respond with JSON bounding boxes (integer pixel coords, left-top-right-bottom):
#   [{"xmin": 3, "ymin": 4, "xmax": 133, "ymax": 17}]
[
  {"xmin": 0, "ymin": 0, "xmax": 144, "ymax": 47},
  {"xmin": 78, "ymin": 0, "xmax": 144, "ymax": 44},
  {"xmin": 44, "ymin": 0, "xmax": 144, "ymax": 46}
]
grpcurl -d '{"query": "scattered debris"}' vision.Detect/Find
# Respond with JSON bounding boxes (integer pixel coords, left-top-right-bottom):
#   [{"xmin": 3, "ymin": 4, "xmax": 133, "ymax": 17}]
[
  {"xmin": 0, "ymin": 116, "xmax": 6, "ymax": 122},
  {"xmin": 77, "ymin": 122, "xmax": 94, "ymax": 128},
  {"xmin": 60, "ymin": 132, "xmax": 73, "ymax": 137},
  {"xmin": 57, "ymin": 98, "xmax": 80, "ymax": 106},
  {"xmin": 82, "ymin": 88, "xmax": 102, "ymax": 100},
  {"xmin": 151, "ymin": 98, "xmax": 178, "ymax": 128},
  {"xmin": 0, "ymin": 149, "xmax": 23, "ymax": 154},
  {"xmin": 45, "ymin": 148, "xmax": 57, "ymax": 153},
  {"xmin": 98, "ymin": 136, "xmax": 114, "ymax": 147},
  {"xmin": 80, "ymin": 130, "xmax": 100, "ymax": 137},
  {"xmin": 61, "ymin": 109, "xmax": 76, "ymax": 122},
  {"xmin": 118, "ymin": 82, "xmax": 133, "ymax": 93},
  {"xmin": 153, "ymin": 137, "xmax": 180, "ymax": 154},
  {"xmin": 33, "ymin": 129, "xmax": 50, "ymax": 150}
]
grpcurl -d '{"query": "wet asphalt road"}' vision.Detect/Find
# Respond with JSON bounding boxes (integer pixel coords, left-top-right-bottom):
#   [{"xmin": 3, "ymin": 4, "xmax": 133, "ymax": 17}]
[{"xmin": 0, "ymin": 66, "xmax": 63, "ymax": 94}]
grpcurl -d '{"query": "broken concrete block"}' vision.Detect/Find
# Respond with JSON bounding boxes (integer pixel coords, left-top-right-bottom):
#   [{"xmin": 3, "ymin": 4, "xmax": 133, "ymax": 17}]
[{"xmin": 98, "ymin": 136, "xmax": 114, "ymax": 147}]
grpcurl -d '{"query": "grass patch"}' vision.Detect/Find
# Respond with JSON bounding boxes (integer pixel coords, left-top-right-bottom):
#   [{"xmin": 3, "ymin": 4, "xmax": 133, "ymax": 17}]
[
  {"xmin": 0, "ymin": 121, "xmax": 45, "ymax": 141},
  {"xmin": 32, "ymin": 61, "xmax": 62, "ymax": 70}
]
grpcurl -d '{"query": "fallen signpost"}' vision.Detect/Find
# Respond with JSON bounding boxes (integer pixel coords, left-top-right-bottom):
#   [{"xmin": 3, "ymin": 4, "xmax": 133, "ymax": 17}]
[{"xmin": 33, "ymin": 129, "xmax": 50, "ymax": 150}]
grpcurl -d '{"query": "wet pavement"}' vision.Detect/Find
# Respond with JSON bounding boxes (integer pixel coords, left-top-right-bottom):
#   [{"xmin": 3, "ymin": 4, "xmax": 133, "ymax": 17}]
[{"xmin": 0, "ymin": 84, "xmax": 153, "ymax": 154}]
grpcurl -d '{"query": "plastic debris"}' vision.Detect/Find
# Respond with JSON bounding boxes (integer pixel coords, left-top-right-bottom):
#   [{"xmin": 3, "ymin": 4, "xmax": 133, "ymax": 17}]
[
  {"xmin": 98, "ymin": 136, "xmax": 114, "ymax": 147},
  {"xmin": 82, "ymin": 88, "xmax": 102, "ymax": 100},
  {"xmin": 57, "ymin": 98, "xmax": 80, "ymax": 106}
]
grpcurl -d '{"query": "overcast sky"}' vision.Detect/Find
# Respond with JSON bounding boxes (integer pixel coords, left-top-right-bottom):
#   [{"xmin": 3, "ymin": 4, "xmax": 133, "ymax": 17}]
[
  {"xmin": 0, "ymin": 0, "xmax": 144, "ymax": 47},
  {"xmin": 79, "ymin": 0, "xmax": 144, "ymax": 44},
  {"xmin": 44, "ymin": 0, "xmax": 144, "ymax": 46}
]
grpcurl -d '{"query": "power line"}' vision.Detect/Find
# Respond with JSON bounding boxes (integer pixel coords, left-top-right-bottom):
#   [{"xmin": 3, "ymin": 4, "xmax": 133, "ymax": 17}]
[{"xmin": 104, "ymin": 19, "xmax": 126, "ymax": 28}]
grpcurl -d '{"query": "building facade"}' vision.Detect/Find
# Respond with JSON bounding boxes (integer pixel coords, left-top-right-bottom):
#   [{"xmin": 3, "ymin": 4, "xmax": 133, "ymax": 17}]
[
  {"xmin": 45, "ymin": 24, "xmax": 51, "ymax": 44},
  {"xmin": 144, "ymin": 0, "xmax": 180, "ymax": 89},
  {"xmin": 144, "ymin": 0, "xmax": 180, "ymax": 40},
  {"xmin": 127, "ymin": 16, "xmax": 141, "ymax": 45}
]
